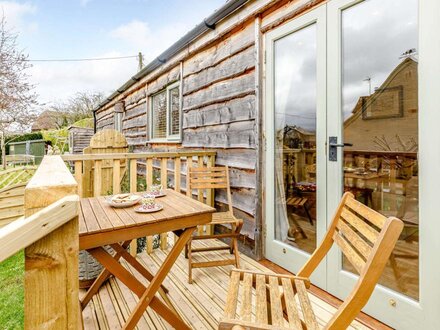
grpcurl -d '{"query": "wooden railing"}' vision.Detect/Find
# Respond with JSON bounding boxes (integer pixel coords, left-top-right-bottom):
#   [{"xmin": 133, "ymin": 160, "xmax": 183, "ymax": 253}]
[
  {"xmin": 62, "ymin": 151, "xmax": 216, "ymax": 254},
  {"xmin": 0, "ymin": 166, "xmax": 39, "ymax": 228},
  {"xmin": 0, "ymin": 155, "xmax": 80, "ymax": 329},
  {"xmin": 0, "ymin": 165, "xmax": 37, "ymax": 189},
  {"xmin": 5, "ymin": 154, "xmax": 36, "ymax": 166}
]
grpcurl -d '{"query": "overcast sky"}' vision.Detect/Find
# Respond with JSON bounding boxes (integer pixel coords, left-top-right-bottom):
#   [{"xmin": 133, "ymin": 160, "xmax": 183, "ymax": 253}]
[{"xmin": 0, "ymin": 0, "xmax": 225, "ymax": 106}]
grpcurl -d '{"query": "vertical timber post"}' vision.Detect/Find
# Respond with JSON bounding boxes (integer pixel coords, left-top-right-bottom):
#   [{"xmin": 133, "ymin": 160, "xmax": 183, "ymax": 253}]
[{"xmin": 24, "ymin": 155, "xmax": 80, "ymax": 329}]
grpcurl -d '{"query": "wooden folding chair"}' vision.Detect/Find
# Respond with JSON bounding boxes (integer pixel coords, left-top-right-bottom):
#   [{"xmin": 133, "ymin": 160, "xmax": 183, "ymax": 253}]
[
  {"xmin": 185, "ymin": 166, "xmax": 243, "ymax": 284},
  {"xmin": 219, "ymin": 192, "xmax": 404, "ymax": 330}
]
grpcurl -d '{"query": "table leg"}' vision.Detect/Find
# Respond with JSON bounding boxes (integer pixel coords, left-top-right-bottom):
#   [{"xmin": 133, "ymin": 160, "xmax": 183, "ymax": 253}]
[
  {"xmin": 123, "ymin": 227, "xmax": 196, "ymax": 330},
  {"xmin": 87, "ymin": 246, "xmax": 183, "ymax": 322},
  {"xmin": 81, "ymin": 240, "xmax": 132, "ymax": 309},
  {"xmin": 110, "ymin": 243, "xmax": 169, "ymax": 294},
  {"xmin": 110, "ymin": 243, "xmax": 177, "ymax": 316}
]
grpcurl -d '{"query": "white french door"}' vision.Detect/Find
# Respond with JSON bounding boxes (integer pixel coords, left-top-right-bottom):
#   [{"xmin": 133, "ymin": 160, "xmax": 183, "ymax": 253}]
[{"xmin": 265, "ymin": 0, "xmax": 440, "ymax": 328}]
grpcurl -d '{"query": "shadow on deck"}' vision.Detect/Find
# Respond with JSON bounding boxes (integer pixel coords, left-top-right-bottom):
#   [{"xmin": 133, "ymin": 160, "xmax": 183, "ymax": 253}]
[{"xmin": 81, "ymin": 235, "xmax": 370, "ymax": 329}]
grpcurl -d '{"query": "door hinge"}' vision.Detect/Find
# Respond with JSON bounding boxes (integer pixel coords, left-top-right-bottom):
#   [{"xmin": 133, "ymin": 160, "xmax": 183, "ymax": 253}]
[{"xmin": 264, "ymin": 50, "xmax": 267, "ymax": 64}]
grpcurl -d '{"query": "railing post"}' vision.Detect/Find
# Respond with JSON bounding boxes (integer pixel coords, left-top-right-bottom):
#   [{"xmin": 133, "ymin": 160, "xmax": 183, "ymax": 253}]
[
  {"xmin": 146, "ymin": 157, "xmax": 154, "ymax": 254},
  {"xmin": 24, "ymin": 155, "xmax": 80, "ymax": 329},
  {"xmin": 160, "ymin": 158, "xmax": 168, "ymax": 250},
  {"xmin": 129, "ymin": 158, "xmax": 138, "ymax": 256}
]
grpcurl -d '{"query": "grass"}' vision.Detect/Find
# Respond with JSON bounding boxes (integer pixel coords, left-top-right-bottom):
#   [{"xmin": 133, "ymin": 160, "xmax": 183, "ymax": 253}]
[{"xmin": 0, "ymin": 251, "xmax": 24, "ymax": 329}]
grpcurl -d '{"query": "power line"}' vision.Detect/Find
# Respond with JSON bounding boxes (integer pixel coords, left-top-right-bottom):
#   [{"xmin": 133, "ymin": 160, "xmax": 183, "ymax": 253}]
[{"xmin": 26, "ymin": 55, "xmax": 138, "ymax": 62}]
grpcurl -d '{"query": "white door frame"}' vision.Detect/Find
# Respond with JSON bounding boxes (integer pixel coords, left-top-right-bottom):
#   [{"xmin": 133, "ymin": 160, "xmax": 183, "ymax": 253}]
[
  {"xmin": 418, "ymin": 0, "xmax": 440, "ymax": 328},
  {"xmin": 264, "ymin": 5, "xmax": 327, "ymax": 288},
  {"xmin": 326, "ymin": 0, "xmax": 440, "ymax": 328}
]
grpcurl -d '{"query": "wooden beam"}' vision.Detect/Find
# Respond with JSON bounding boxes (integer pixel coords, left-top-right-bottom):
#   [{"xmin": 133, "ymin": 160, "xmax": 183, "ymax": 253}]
[{"xmin": 24, "ymin": 155, "xmax": 80, "ymax": 330}]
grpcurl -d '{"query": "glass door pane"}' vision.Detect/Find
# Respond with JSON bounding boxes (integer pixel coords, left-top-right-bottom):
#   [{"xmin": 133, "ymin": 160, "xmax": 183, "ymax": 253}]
[
  {"xmin": 274, "ymin": 24, "xmax": 318, "ymax": 255},
  {"xmin": 341, "ymin": 0, "xmax": 419, "ymax": 300}
]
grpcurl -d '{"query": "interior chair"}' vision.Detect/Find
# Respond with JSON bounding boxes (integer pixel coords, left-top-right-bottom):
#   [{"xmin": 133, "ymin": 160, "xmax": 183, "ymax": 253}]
[
  {"xmin": 185, "ymin": 166, "xmax": 243, "ymax": 284},
  {"xmin": 219, "ymin": 192, "xmax": 403, "ymax": 330}
]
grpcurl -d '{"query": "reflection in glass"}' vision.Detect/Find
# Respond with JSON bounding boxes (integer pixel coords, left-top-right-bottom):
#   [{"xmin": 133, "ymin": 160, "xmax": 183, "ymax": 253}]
[
  {"xmin": 274, "ymin": 24, "xmax": 317, "ymax": 254},
  {"xmin": 342, "ymin": 0, "xmax": 419, "ymax": 300}
]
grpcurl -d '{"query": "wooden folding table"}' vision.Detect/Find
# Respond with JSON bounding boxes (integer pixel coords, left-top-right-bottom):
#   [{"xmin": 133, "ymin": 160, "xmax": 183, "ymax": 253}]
[{"xmin": 78, "ymin": 189, "xmax": 215, "ymax": 329}]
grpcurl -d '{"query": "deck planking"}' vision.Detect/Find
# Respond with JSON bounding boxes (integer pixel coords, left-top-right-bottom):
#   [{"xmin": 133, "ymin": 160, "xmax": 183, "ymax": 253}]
[{"xmin": 81, "ymin": 234, "xmax": 371, "ymax": 330}]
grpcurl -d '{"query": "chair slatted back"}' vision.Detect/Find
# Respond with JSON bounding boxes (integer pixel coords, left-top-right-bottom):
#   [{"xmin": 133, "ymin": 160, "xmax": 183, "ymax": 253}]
[
  {"xmin": 189, "ymin": 166, "xmax": 232, "ymax": 212},
  {"xmin": 298, "ymin": 192, "xmax": 404, "ymax": 330},
  {"xmin": 334, "ymin": 195, "xmax": 387, "ymax": 275}
]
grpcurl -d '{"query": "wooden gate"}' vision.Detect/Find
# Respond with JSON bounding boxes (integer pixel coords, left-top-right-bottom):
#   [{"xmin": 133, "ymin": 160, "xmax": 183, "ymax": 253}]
[{"xmin": 82, "ymin": 129, "xmax": 128, "ymax": 197}]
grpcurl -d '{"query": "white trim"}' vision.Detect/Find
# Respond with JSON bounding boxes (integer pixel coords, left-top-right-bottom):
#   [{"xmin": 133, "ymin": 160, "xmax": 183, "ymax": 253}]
[
  {"xmin": 147, "ymin": 81, "xmax": 182, "ymax": 143},
  {"xmin": 264, "ymin": 6, "xmax": 327, "ymax": 288},
  {"xmin": 418, "ymin": 0, "xmax": 440, "ymax": 328}
]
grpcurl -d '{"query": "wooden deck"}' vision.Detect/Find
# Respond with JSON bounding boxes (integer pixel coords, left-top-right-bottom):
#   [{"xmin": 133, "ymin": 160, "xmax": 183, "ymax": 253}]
[{"xmin": 81, "ymin": 235, "xmax": 371, "ymax": 329}]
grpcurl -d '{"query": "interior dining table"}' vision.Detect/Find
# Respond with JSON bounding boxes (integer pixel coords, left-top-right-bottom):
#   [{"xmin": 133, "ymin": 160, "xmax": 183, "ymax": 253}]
[{"xmin": 78, "ymin": 189, "xmax": 215, "ymax": 330}]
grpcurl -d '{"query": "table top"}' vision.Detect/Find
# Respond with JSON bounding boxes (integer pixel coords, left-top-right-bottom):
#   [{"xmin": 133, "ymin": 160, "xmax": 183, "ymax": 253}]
[{"xmin": 79, "ymin": 189, "xmax": 215, "ymax": 250}]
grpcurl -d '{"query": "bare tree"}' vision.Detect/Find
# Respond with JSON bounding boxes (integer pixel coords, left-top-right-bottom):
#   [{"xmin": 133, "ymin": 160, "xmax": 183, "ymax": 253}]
[
  {"xmin": 67, "ymin": 91, "xmax": 104, "ymax": 122},
  {"xmin": 0, "ymin": 15, "xmax": 38, "ymax": 168},
  {"xmin": 0, "ymin": 15, "xmax": 37, "ymax": 133},
  {"xmin": 47, "ymin": 91, "xmax": 105, "ymax": 125}
]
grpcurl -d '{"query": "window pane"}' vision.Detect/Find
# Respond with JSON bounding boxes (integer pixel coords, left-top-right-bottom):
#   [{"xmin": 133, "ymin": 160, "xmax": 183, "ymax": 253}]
[
  {"xmin": 274, "ymin": 24, "xmax": 318, "ymax": 254},
  {"xmin": 169, "ymin": 87, "xmax": 180, "ymax": 136},
  {"xmin": 151, "ymin": 91, "xmax": 166, "ymax": 139},
  {"xmin": 342, "ymin": 0, "xmax": 419, "ymax": 300}
]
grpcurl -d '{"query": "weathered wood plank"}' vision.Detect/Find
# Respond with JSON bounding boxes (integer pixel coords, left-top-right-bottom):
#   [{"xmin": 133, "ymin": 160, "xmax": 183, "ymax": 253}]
[
  {"xmin": 183, "ymin": 95, "xmax": 255, "ymax": 129},
  {"xmin": 184, "ymin": 22, "xmax": 255, "ymax": 77},
  {"xmin": 183, "ymin": 46, "xmax": 255, "ymax": 95},
  {"xmin": 183, "ymin": 72, "xmax": 255, "ymax": 111},
  {"xmin": 216, "ymin": 149, "xmax": 257, "ymax": 170},
  {"xmin": 146, "ymin": 65, "xmax": 181, "ymax": 96},
  {"xmin": 183, "ymin": 121, "xmax": 256, "ymax": 149}
]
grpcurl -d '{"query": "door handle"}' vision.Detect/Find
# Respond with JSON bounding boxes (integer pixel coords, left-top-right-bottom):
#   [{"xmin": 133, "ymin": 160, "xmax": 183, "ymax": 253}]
[
  {"xmin": 329, "ymin": 142, "xmax": 353, "ymax": 148},
  {"xmin": 329, "ymin": 137, "xmax": 352, "ymax": 161}
]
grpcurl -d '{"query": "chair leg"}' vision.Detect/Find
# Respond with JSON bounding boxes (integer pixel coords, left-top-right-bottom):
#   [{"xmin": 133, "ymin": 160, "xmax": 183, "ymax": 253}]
[
  {"xmin": 230, "ymin": 223, "xmax": 236, "ymax": 254},
  {"xmin": 188, "ymin": 238, "xmax": 193, "ymax": 284},
  {"xmin": 233, "ymin": 237, "xmax": 240, "ymax": 268},
  {"xmin": 184, "ymin": 243, "xmax": 189, "ymax": 259},
  {"xmin": 303, "ymin": 204, "xmax": 313, "ymax": 226},
  {"xmin": 233, "ymin": 220, "xmax": 243, "ymax": 268}
]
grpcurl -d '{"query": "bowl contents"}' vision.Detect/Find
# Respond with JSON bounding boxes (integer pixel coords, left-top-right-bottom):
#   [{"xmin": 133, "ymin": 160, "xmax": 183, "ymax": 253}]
[
  {"xmin": 106, "ymin": 193, "xmax": 141, "ymax": 208},
  {"xmin": 111, "ymin": 193, "xmax": 140, "ymax": 203}
]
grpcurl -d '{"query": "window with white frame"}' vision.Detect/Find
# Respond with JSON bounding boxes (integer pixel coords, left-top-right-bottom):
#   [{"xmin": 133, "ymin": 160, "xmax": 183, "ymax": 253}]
[{"xmin": 149, "ymin": 82, "xmax": 181, "ymax": 141}]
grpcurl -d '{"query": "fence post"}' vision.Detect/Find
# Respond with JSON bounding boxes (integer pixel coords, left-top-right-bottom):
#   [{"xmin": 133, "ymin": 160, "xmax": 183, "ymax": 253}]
[{"xmin": 24, "ymin": 155, "xmax": 80, "ymax": 329}]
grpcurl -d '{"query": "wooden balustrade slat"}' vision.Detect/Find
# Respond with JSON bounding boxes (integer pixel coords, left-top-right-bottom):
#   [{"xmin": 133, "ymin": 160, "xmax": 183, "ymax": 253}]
[
  {"xmin": 145, "ymin": 158, "xmax": 154, "ymax": 254},
  {"xmin": 146, "ymin": 158, "xmax": 153, "ymax": 190},
  {"xmin": 130, "ymin": 159, "xmax": 137, "ymax": 194},
  {"xmin": 93, "ymin": 160, "xmax": 102, "ymax": 197},
  {"xmin": 113, "ymin": 159, "xmax": 121, "ymax": 194},
  {"xmin": 129, "ymin": 160, "xmax": 138, "ymax": 256},
  {"xmin": 174, "ymin": 158, "xmax": 181, "ymax": 192},
  {"xmin": 186, "ymin": 156, "xmax": 193, "ymax": 197},
  {"xmin": 74, "ymin": 161, "xmax": 83, "ymax": 197}
]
